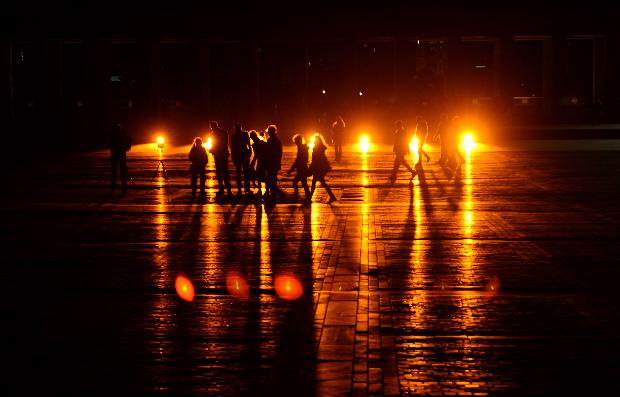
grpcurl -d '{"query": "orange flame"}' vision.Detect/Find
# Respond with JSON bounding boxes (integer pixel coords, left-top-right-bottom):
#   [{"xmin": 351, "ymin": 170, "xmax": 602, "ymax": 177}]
[
  {"xmin": 175, "ymin": 274, "xmax": 195, "ymax": 302},
  {"xmin": 274, "ymin": 274, "xmax": 304, "ymax": 301},
  {"xmin": 226, "ymin": 271, "xmax": 250, "ymax": 299}
]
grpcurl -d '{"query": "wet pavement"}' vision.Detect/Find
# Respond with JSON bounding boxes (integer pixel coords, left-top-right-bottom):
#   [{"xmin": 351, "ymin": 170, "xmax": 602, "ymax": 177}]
[{"xmin": 2, "ymin": 140, "xmax": 620, "ymax": 396}]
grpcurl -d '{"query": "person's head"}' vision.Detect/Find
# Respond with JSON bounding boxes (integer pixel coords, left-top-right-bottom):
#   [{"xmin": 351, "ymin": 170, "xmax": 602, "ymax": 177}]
[
  {"xmin": 193, "ymin": 137, "xmax": 203, "ymax": 147},
  {"xmin": 234, "ymin": 123, "xmax": 242, "ymax": 133},
  {"xmin": 259, "ymin": 130, "xmax": 265, "ymax": 138},
  {"xmin": 394, "ymin": 120, "xmax": 403, "ymax": 129},
  {"xmin": 249, "ymin": 130, "xmax": 258, "ymax": 142},
  {"xmin": 292, "ymin": 134, "xmax": 304, "ymax": 146},
  {"xmin": 313, "ymin": 133, "xmax": 327, "ymax": 149},
  {"xmin": 267, "ymin": 124, "xmax": 277, "ymax": 137}
]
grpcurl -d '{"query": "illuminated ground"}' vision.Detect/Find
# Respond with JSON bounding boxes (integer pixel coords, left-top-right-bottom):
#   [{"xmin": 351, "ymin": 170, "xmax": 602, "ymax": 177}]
[{"xmin": 2, "ymin": 141, "xmax": 620, "ymax": 395}]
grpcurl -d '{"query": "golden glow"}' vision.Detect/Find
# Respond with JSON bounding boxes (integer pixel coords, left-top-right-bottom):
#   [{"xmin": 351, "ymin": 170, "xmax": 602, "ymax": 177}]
[
  {"xmin": 359, "ymin": 135, "xmax": 370, "ymax": 153},
  {"xmin": 274, "ymin": 274, "xmax": 304, "ymax": 301},
  {"xmin": 156, "ymin": 136, "xmax": 164, "ymax": 144},
  {"xmin": 203, "ymin": 136, "xmax": 213, "ymax": 151},
  {"xmin": 409, "ymin": 136, "xmax": 419, "ymax": 154},
  {"xmin": 226, "ymin": 271, "xmax": 250, "ymax": 299},
  {"xmin": 308, "ymin": 136, "xmax": 315, "ymax": 152},
  {"xmin": 175, "ymin": 274, "xmax": 195, "ymax": 302},
  {"xmin": 462, "ymin": 133, "xmax": 475, "ymax": 153}
]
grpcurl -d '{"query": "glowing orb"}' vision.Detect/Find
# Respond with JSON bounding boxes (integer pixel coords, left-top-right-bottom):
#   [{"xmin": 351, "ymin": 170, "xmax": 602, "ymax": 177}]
[
  {"xmin": 226, "ymin": 271, "xmax": 250, "ymax": 299},
  {"xmin": 484, "ymin": 276, "xmax": 500, "ymax": 298},
  {"xmin": 156, "ymin": 136, "xmax": 164, "ymax": 144},
  {"xmin": 409, "ymin": 136, "xmax": 419, "ymax": 153},
  {"xmin": 308, "ymin": 137, "xmax": 315, "ymax": 152},
  {"xmin": 203, "ymin": 136, "xmax": 213, "ymax": 151},
  {"xmin": 359, "ymin": 135, "xmax": 370, "ymax": 153},
  {"xmin": 175, "ymin": 274, "xmax": 195, "ymax": 302},
  {"xmin": 274, "ymin": 274, "xmax": 304, "ymax": 301},
  {"xmin": 462, "ymin": 133, "xmax": 475, "ymax": 152}
]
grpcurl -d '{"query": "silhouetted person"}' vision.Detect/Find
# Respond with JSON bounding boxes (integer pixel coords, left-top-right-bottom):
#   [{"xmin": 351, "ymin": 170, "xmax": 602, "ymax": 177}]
[
  {"xmin": 415, "ymin": 115, "xmax": 431, "ymax": 164},
  {"xmin": 109, "ymin": 122, "xmax": 131, "ymax": 192},
  {"xmin": 287, "ymin": 134, "xmax": 311, "ymax": 202},
  {"xmin": 390, "ymin": 120, "xmax": 416, "ymax": 183},
  {"xmin": 434, "ymin": 114, "xmax": 450, "ymax": 165},
  {"xmin": 265, "ymin": 125, "xmax": 286, "ymax": 200},
  {"xmin": 188, "ymin": 137, "xmax": 208, "ymax": 195},
  {"xmin": 309, "ymin": 134, "xmax": 337, "ymax": 203},
  {"xmin": 250, "ymin": 130, "xmax": 268, "ymax": 196},
  {"xmin": 331, "ymin": 116, "xmax": 345, "ymax": 161},
  {"xmin": 209, "ymin": 121, "xmax": 232, "ymax": 196},
  {"xmin": 448, "ymin": 115, "xmax": 465, "ymax": 168},
  {"xmin": 231, "ymin": 123, "xmax": 252, "ymax": 195}
]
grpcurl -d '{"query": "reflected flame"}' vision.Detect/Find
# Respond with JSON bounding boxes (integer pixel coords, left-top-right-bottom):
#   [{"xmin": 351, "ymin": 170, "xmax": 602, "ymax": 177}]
[
  {"xmin": 308, "ymin": 137, "xmax": 315, "ymax": 152},
  {"xmin": 484, "ymin": 276, "xmax": 500, "ymax": 298},
  {"xmin": 359, "ymin": 135, "xmax": 370, "ymax": 153},
  {"xmin": 175, "ymin": 274, "xmax": 195, "ymax": 302},
  {"xmin": 156, "ymin": 136, "xmax": 165, "ymax": 145},
  {"xmin": 226, "ymin": 271, "xmax": 250, "ymax": 299},
  {"xmin": 274, "ymin": 274, "xmax": 304, "ymax": 301}
]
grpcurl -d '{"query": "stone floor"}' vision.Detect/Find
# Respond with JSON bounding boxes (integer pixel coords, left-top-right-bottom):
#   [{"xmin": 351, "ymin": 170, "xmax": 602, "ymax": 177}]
[{"xmin": 2, "ymin": 141, "xmax": 620, "ymax": 396}]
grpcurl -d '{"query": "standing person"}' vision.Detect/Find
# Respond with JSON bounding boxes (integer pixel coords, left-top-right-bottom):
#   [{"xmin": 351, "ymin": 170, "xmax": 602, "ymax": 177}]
[
  {"xmin": 286, "ymin": 134, "xmax": 311, "ymax": 202},
  {"xmin": 209, "ymin": 121, "xmax": 233, "ymax": 197},
  {"xmin": 308, "ymin": 134, "xmax": 337, "ymax": 203},
  {"xmin": 188, "ymin": 137, "xmax": 208, "ymax": 195},
  {"xmin": 390, "ymin": 120, "xmax": 416, "ymax": 183},
  {"xmin": 250, "ymin": 130, "xmax": 268, "ymax": 196},
  {"xmin": 109, "ymin": 122, "xmax": 132, "ymax": 193},
  {"xmin": 265, "ymin": 125, "xmax": 286, "ymax": 201},
  {"xmin": 230, "ymin": 123, "xmax": 252, "ymax": 195},
  {"xmin": 414, "ymin": 115, "xmax": 431, "ymax": 164},
  {"xmin": 331, "ymin": 116, "xmax": 345, "ymax": 161}
]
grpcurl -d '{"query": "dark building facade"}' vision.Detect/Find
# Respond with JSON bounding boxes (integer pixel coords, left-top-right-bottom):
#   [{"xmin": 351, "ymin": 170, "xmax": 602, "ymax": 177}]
[{"xmin": 1, "ymin": 5, "xmax": 620, "ymax": 147}]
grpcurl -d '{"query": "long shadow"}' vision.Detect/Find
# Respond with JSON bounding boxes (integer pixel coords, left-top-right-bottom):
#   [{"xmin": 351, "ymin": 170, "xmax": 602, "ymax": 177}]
[{"xmin": 261, "ymin": 205, "xmax": 316, "ymax": 396}]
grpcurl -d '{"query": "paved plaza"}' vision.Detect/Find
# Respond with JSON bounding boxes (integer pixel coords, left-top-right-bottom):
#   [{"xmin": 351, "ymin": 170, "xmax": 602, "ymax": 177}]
[{"xmin": 2, "ymin": 140, "xmax": 620, "ymax": 395}]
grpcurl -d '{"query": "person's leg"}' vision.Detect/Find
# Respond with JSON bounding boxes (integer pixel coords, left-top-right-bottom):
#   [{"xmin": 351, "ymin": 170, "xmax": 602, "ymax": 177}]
[
  {"xmin": 320, "ymin": 178, "xmax": 336, "ymax": 201},
  {"xmin": 119, "ymin": 153, "xmax": 128, "ymax": 192},
  {"xmin": 215, "ymin": 157, "xmax": 224, "ymax": 193},
  {"xmin": 242, "ymin": 157, "xmax": 251, "ymax": 193},
  {"xmin": 222, "ymin": 159, "xmax": 232, "ymax": 194},
  {"xmin": 191, "ymin": 166, "xmax": 198, "ymax": 193},
  {"xmin": 111, "ymin": 155, "xmax": 118, "ymax": 190},
  {"xmin": 292, "ymin": 174, "xmax": 300, "ymax": 193},
  {"xmin": 301, "ymin": 177, "xmax": 311, "ymax": 200},
  {"xmin": 235, "ymin": 161, "xmax": 242, "ymax": 193},
  {"xmin": 390, "ymin": 156, "xmax": 400, "ymax": 181},
  {"xmin": 199, "ymin": 167, "xmax": 206, "ymax": 193}
]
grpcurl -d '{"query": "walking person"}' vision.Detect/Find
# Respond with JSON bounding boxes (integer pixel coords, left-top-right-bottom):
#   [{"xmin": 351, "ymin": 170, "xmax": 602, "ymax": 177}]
[
  {"xmin": 390, "ymin": 120, "xmax": 416, "ymax": 183},
  {"xmin": 209, "ymin": 121, "xmax": 233, "ymax": 197},
  {"xmin": 109, "ymin": 122, "xmax": 132, "ymax": 193},
  {"xmin": 250, "ymin": 130, "xmax": 268, "ymax": 197},
  {"xmin": 286, "ymin": 134, "xmax": 311, "ymax": 202},
  {"xmin": 308, "ymin": 134, "xmax": 337, "ymax": 203},
  {"xmin": 265, "ymin": 125, "xmax": 286, "ymax": 201},
  {"xmin": 448, "ymin": 115, "xmax": 465, "ymax": 169},
  {"xmin": 414, "ymin": 115, "xmax": 431, "ymax": 164},
  {"xmin": 231, "ymin": 123, "xmax": 252, "ymax": 195},
  {"xmin": 188, "ymin": 137, "xmax": 208, "ymax": 195},
  {"xmin": 434, "ymin": 114, "xmax": 450, "ymax": 165},
  {"xmin": 331, "ymin": 116, "xmax": 345, "ymax": 161}
]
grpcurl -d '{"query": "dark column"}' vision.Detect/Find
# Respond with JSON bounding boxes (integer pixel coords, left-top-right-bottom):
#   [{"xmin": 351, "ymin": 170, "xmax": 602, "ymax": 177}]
[
  {"xmin": 198, "ymin": 39, "xmax": 210, "ymax": 118},
  {"xmin": 0, "ymin": 39, "xmax": 11, "ymax": 126},
  {"xmin": 542, "ymin": 37, "xmax": 554, "ymax": 120},
  {"xmin": 146, "ymin": 40, "xmax": 161, "ymax": 123},
  {"xmin": 46, "ymin": 40, "xmax": 62, "ymax": 141}
]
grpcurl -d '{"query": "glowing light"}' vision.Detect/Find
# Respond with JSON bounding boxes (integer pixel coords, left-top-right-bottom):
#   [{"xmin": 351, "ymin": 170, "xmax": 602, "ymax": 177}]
[
  {"xmin": 274, "ymin": 274, "xmax": 304, "ymax": 301},
  {"xmin": 175, "ymin": 274, "xmax": 195, "ymax": 302},
  {"xmin": 226, "ymin": 271, "xmax": 250, "ymax": 299},
  {"xmin": 409, "ymin": 136, "xmax": 419, "ymax": 153},
  {"xmin": 203, "ymin": 136, "xmax": 213, "ymax": 151},
  {"xmin": 308, "ymin": 138, "xmax": 315, "ymax": 152},
  {"xmin": 359, "ymin": 91, "xmax": 363, "ymax": 96},
  {"xmin": 156, "ymin": 136, "xmax": 165, "ymax": 150},
  {"xmin": 462, "ymin": 133, "xmax": 475, "ymax": 152},
  {"xmin": 484, "ymin": 276, "xmax": 500, "ymax": 298},
  {"xmin": 359, "ymin": 135, "xmax": 370, "ymax": 153},
  {"xmin": 321, "ymin": 89, "xmax": 326, "ymax": 94}
]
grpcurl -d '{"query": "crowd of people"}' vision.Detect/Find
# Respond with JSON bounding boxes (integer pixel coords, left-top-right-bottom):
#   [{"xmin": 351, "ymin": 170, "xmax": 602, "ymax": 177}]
[{"xmin": 109, "ymin": 114, "xmax": 467, "ymax": 203}]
